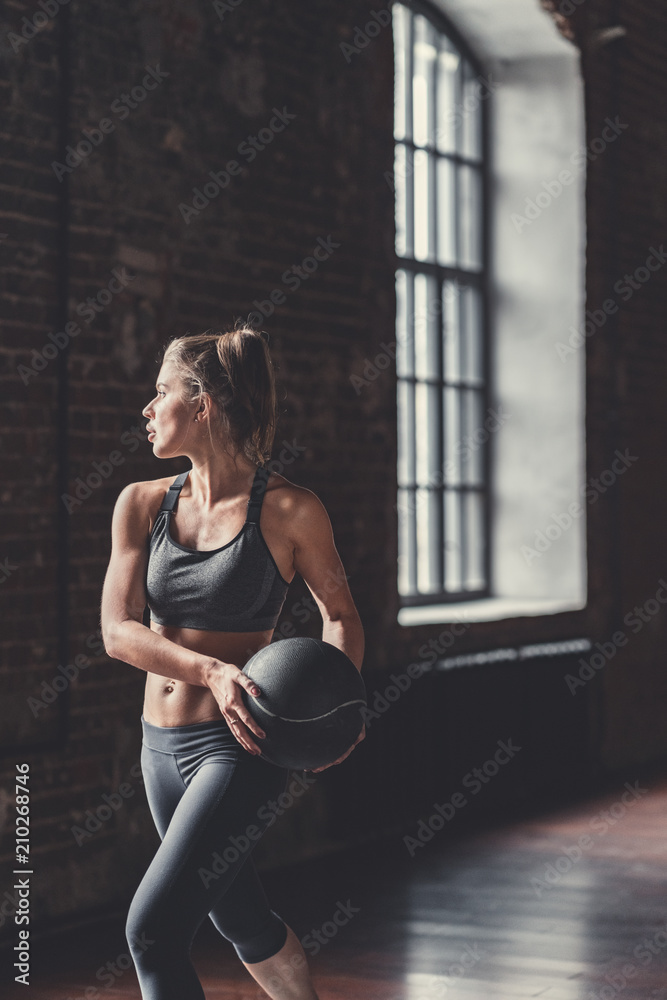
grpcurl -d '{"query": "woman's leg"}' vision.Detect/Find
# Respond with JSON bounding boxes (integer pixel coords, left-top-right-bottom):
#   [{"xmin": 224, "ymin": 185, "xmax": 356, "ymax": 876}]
[
  {"xmin": 138, "ymin": 739, "xmax": 187, "ymax": 840},
  {"xmin": 241, "ymin": 924, "xmax": 320, "ymax": 1000},
  {"xmin": 207, "ymin": 855, "xmax": 320, "ymax": 998},
  {"xmin": 126, "ymin": 742, "xmax": 319, "ymax": 999}
]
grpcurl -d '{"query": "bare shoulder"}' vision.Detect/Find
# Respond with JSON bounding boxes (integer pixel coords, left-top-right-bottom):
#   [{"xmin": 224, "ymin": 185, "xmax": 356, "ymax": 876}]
[
  {"xmin": 112, "ymin": 475, "xmax": 175, "ymax": 538},
  {"xmin": 264, "ymin": 470, "xmax": 327, "ymax": 515},
  {"xmin": 264, "ymin": 471, "xmax": 332, "ymax": 542}
]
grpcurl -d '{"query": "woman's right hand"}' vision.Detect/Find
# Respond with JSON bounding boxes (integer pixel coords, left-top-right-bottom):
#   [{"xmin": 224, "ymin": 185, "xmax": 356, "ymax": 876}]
[{"xmin": 203, "ymin": 659, "xmax": 266, "ymax": 755}]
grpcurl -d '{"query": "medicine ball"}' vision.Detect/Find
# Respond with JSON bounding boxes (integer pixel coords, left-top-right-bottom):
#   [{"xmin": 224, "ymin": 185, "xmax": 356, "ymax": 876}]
[{"xmin": 241, "ymin": 637, "xmax": 366, "ymax": 770}]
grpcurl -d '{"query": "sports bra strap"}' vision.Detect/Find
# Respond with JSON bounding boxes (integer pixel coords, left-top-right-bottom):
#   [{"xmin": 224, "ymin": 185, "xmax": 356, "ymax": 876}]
[
  {"xmin": 159, "ymin": 470, "xmax": 190, "ymax": 513},
  {"xmin": 245, "ymin": 466, "xmax": 269, "ymax": 524},
  {"xmin": 158, "ymin": 466, "xmax": 268, "ymax": 519}
]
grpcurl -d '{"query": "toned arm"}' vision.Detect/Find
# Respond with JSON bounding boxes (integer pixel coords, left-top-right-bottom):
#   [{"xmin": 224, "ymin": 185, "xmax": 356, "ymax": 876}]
[
  {"xmin": 289, "ymin": 489, "xmax": 365, "ymax": 672},
  {"xmin": 287, "ymin": 487, "xmax": 366, "ymax": 771},
  {"xmin": 100, "ymin": 482, "xmax": 211, "ymax": 686}
]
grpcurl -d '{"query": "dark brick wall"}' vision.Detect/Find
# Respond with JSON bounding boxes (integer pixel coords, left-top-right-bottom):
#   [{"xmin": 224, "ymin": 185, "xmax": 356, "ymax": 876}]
[
  {"xmin": 541, "ymin": 0, "xmax": 667, "ymax": 766},
  {"xmin": 0, "ymin": 0, "xmax": 665, "ymax": 938}
]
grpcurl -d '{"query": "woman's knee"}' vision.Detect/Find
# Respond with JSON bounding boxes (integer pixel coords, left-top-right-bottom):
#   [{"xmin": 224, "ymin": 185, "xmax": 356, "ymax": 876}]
[
  {"xmin": 231, "ymin": 910, "xmax": 289, "ymax": 965},
  {"xmin": 125, "ymin": 890, "xmax": 169, "ymax": 965}
]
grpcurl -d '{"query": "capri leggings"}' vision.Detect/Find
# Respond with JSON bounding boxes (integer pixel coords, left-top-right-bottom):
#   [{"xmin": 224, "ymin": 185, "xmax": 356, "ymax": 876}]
[{"xmin": 126, "ymin": 714, "xmax": 291, "ymax": 1000}]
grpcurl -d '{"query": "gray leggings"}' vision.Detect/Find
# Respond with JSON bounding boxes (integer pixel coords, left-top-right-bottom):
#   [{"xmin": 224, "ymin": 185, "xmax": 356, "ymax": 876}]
[{"xmin": 126, "ymin": 714, "xmax": 290, "ymax": 999}]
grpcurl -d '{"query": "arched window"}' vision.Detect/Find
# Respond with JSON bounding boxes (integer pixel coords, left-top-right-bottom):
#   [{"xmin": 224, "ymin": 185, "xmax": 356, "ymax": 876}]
[{"xmin": 393, "ymin": 0, "xmax": 491, "ymax": 607}]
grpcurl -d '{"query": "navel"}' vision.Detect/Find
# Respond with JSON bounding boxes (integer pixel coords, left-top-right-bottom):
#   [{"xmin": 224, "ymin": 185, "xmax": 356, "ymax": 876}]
[{"xmin": 164, "ymin": 681, "xmax": 176, "ymax": 694}]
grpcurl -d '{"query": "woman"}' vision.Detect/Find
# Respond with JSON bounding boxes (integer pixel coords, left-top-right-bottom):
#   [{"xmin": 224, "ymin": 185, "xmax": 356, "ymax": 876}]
[{"xmin": 100, "ymin": 326, "xmax": 365, "ymax": 1000}]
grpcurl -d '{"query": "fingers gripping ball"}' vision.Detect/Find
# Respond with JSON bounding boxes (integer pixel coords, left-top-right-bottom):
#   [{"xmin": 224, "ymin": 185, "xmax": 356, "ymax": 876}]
[{"xmin": 241, "ymin": 637, "xmax": 366, "ymax": 770}]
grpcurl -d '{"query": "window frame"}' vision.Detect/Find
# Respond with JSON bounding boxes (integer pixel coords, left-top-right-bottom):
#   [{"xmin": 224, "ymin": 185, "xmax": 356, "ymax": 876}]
[{"xmin": 393, "ymin": 0, "xmax": 493, "ymax": 608}]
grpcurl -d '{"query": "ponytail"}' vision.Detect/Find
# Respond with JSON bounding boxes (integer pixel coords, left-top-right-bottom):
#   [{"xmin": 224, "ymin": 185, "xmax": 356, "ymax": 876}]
[{"xmin": 160, "ymin": 322, "xmax": 278, "ymax": 465}]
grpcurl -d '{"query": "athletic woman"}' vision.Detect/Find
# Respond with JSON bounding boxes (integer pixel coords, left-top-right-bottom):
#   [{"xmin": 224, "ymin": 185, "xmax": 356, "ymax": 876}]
[{"xmin": 100, "ymin": 327, "xmax": 365, "ymax": 1000}]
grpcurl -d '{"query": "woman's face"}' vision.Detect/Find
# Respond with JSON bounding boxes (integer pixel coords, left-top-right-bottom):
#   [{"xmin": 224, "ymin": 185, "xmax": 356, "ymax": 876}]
[{"xmin": 142, "ymin": 362, "xmax": 199, "ymax": 459}]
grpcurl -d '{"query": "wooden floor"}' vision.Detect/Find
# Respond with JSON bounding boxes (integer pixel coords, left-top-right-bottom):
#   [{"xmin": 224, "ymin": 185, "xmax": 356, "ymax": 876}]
[{"xmin": 4, "ymin": 773, "xmax": 667, "ymax": 999}]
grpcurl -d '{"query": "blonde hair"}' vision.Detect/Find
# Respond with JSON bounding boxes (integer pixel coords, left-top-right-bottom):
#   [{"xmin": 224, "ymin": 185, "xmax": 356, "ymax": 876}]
[{"xmin": 160, "ymin": 323, "xmax": 278, "ymax": 465}]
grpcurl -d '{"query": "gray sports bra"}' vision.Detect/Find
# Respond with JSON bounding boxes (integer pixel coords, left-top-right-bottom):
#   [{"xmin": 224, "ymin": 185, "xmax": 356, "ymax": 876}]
[{"xmin": 145, "ymin": 466, "xmax": 290, "ymax": 632}]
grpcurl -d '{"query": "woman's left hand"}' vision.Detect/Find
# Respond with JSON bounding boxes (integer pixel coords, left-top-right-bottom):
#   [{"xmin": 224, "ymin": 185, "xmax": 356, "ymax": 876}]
[{"xmin": 308, "ymin": 723, "xmax": 366, "ymax": 773}]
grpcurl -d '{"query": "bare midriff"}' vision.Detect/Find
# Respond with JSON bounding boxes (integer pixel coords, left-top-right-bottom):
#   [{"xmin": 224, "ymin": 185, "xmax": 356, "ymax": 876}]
[{"xmin": 142, "ymin": 621, "xmax": 274, "ymax": 727}]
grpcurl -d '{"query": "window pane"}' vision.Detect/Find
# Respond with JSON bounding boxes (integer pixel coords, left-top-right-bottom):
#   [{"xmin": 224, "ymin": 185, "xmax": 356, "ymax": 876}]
[
  {"xmin": 416, "ymin": 487, "xmax": 440, "ymax": 592},
  {"xmin": 436, "ymin": 156, "xmax": 456, "ymax": 266},
  {"xmin": 397, "ymin": 377, "xmax": 415, "ymax": 485},
  {"xmin": 414, "ymin": 273, "xmax": 439, "ymax": 380},
  {"xmin": 461, "ymin": 59, "xmax": 483, "ymax": 161},
  {"xmin": 458, "ymin": 164, "xmax": 482, "ymax": 270},
  {"xmin": 393, "ymin": 3, "xmax": 408, "ymax": 142},
  {"xmin": 394, "ymin": 144, "xmax": 409, "ymax": 257},
  {"xmin": 444, "ymin": 488, "xmax": 462, "ymax": 591},
  {"xmin": 396, "ymin": 269, "xmax": 413, "ymax": 379},
  {"xmin": 443, "ymin": 385, "xmax": 460, "ymax": 485},
  {"xmin": 464, "ymin": 490, "xmax": 485, "ymax": 589},
  {"xmin": 443, "ymin": 279, "xmax": 460, "ymax": 382},
  {"xmin": 413, "ymin": 149, "xmax": 432, "ymax": 261},
  {"xmin": 413, "ymin": 15, "xmax": 436, "ymax": 148},
  {"xmin": 415, "ymin": 381, "xmax": 439, "ymax": 485},
  {"xmin": 461, "ymin": 283, "xmax": 483, "ymax": 383},
  {"xmin": 436, "ymin": 42, "xmax": 459, "ymax": 154},
  {"xmin": 473, "ymin": 391, "xmax": 487, "ymax": 486},
  {"xmin": 397, "ymin": 487, "xmax": 416, "ymax": 595},
  {"xmin": 461, "ymin": 388, "xmax": 484, "ymax": 485}
]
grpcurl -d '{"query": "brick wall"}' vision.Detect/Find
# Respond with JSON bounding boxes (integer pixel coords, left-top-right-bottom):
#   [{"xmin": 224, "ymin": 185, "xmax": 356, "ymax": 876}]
[
  {"xmin": 0, "ymin": 0, "xmax": 398, "ymax": 935},
  {"xmin": 541, "ymin": 0, "xmax": 667, "ymax": 766},
  {"xmin": 0, "ymin": 0, "xmax": 665, "ymax": 939}
]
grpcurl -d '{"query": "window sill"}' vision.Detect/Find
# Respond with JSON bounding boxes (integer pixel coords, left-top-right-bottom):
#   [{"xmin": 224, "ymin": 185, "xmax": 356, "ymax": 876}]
[{"xmin": 397, "ymin": 595, "xmax": 586, "ymax": 626}]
